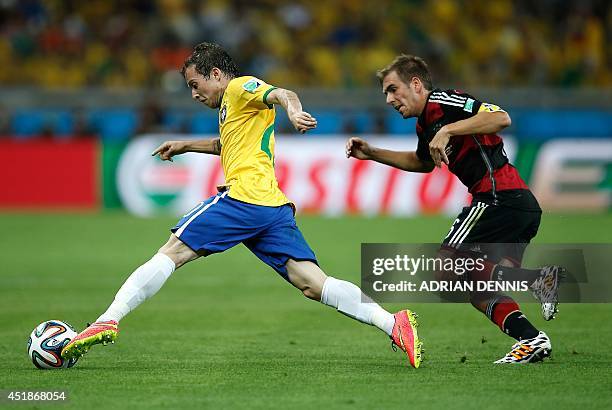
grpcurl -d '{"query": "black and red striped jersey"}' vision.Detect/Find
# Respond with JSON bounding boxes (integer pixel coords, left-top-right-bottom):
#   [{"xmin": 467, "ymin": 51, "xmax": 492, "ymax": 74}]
[{"xmin": 415, "ymin": 88, "xmax": 528, "ymax": 202}]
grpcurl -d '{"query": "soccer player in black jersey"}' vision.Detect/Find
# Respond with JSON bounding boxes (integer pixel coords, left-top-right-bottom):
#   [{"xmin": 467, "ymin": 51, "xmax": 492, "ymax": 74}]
[{"xmin": 346, "ymin": 54, "xmax": 562, "ymax": 364}]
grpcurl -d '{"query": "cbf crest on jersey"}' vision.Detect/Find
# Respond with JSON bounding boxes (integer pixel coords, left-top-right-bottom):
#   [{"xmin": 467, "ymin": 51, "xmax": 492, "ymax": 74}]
[
  {"xmin": 219, "ymin": 103, "xmax": 227, "ymax": 124},
  {"xmin": 242, "ymin": 78, "xmax": 262, "ymax": 93}
]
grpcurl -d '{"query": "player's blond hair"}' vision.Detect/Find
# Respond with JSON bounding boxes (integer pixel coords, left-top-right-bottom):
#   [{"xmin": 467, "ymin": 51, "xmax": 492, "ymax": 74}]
[{"xmin": 377, "ymin": 55, "xmax": 433, "ymax": 90}]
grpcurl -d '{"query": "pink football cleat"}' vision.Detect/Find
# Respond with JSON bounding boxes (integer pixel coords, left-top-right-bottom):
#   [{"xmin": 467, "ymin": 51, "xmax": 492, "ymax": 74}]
[
  {"xmin": 391, "ymin": 310, "xmax": 423, "ymax": 368},
  {"xmin": 61, "ymin": 320, "xmax": 119, "ymax": 360}
]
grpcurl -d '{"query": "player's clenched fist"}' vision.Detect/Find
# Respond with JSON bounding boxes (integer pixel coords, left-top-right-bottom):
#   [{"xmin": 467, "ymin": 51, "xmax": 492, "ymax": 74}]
[
  {"xmin": 151, "ymin": 141, "xmax": 189, "ymax": 161},
  {"xmin": 346, "ymin": 137, "xmax": 373, "ymax": 160}
]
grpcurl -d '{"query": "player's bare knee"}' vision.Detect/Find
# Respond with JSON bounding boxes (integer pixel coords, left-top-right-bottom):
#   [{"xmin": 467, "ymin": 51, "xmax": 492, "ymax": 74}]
[
  {"xmin": 301, "ymin": 285, "xmax": 322, "ymax": 301},
  {"xmin": 291, "ymin": 273, "xmax": 324, "ymax": 300},
  {"xmin": 158, "ymin": 234, "xmax": 199, "ymax": 269},
  {"xmin": 285, "ymin": 259, "xmax": 327, "ymax": 301}
]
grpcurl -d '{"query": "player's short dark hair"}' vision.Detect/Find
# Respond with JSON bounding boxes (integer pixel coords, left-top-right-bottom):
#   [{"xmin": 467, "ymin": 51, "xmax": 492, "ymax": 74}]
[
  {"xmin": 181, "ymin": 42, "xmax": 241, "ymax": 79},
  {"xmin": 377, "ymin": 54, "xmax": 433, "ymax": 90}
]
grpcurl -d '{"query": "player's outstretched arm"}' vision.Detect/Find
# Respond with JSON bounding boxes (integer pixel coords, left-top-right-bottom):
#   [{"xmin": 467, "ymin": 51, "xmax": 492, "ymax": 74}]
[
  {"xmin": 346, "ymin": 137, "xmax": 434, "ymax": 173},
  {"xmin": 265, "ymin": 88, "xmax": 317, "ymax": 134},
  {"xmin": 152, "ymin": 138, "xmax": 221, "ymax": 161}
]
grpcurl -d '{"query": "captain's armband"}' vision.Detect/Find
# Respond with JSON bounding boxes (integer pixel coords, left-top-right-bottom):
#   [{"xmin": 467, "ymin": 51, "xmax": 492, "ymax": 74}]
[{"xmin": 478, "ymin": 103, "xmax": 505, "ymax": 113}]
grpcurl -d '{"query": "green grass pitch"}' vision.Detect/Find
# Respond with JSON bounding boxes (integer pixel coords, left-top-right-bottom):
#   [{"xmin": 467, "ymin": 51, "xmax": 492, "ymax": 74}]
[{"xmin": 1, "ymin": 212, "xmax": 611, "ymax": 409}]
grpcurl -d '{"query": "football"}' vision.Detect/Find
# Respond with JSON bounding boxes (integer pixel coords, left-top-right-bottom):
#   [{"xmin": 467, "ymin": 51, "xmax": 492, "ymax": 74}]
[{"xmin": 27, "ymin": 320, "xmax": 79, "ymax": 369}]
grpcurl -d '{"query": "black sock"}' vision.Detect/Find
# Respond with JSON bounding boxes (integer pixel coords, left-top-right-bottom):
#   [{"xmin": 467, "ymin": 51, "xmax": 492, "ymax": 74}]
[
  {"xmin": 492, "ymin": 265, "xmax": 541, "ymax": 285},
  {"xmin": 503, "ymin": 311, "xmax": 539, "ymax": 340}
]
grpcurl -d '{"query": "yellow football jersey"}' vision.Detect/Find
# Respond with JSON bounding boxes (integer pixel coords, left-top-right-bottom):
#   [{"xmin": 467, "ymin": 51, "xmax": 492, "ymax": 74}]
[{"xmin": 217, "ymin": 76, "xmax": 290, "ymax": 207}]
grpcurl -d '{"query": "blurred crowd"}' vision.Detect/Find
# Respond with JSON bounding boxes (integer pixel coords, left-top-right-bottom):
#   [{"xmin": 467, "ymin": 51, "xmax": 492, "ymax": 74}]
[{"xmin": 0, "ymin": 0, "xmax": 609, "ymax": 90}]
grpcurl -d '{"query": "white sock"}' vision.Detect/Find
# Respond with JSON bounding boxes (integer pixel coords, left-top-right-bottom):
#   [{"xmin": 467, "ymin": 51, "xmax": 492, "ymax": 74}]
[
  {"xmin": 320, "ymin": 277, "xmax": 395, "ymax": 336},
  {"xmin": 97, "ymin": 253, "xmax": 176, "ymax": 323}
]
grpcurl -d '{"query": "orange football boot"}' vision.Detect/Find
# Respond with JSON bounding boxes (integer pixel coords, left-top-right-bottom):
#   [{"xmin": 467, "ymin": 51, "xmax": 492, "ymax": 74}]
[
  {"xmin": 391, "ymin": 310, "xmax": 423, "ymax": 368},
  {"xmin": 61, "ymin": 320, "xmax": 118, "ymax": 359}
]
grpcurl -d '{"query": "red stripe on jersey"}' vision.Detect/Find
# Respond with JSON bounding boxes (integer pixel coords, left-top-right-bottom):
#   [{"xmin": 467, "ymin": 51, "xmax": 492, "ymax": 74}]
[
  {"xmin": 478, "ymin": 134, "xmax": 503, "ymax": 146},
  {"xmin": 426, "ymin": 102, "xmax": 444, "ymax": 125},
  {"xmin": 470, "ymin": 163, "xmax": 527, "ymax": 194},
  {"xmin": 452, "ymin": 136, "xmax": 476, "ymax": 163}
]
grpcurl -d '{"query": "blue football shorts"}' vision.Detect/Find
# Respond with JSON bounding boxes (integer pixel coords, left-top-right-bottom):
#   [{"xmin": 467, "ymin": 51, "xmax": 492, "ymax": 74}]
[{"xmin": 171, "ymin": 190, "xmax": 318, "ymax": 280}]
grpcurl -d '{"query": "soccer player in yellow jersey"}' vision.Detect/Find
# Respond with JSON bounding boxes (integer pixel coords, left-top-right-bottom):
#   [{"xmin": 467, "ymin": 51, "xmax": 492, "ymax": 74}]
[{"xmin": 62, "ymin": 43, "xmax": 422, "ymax": 368}]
